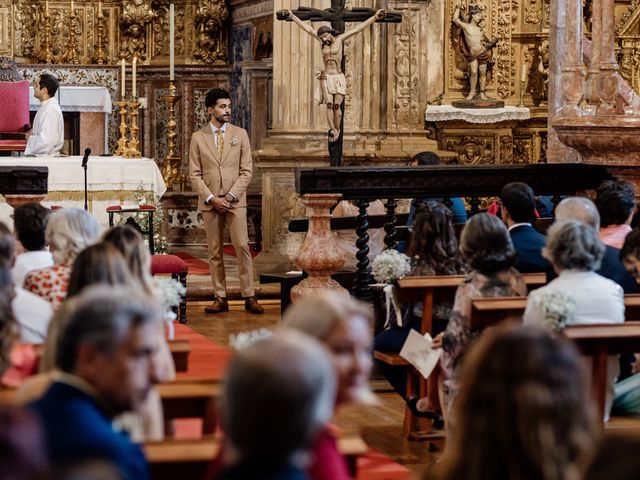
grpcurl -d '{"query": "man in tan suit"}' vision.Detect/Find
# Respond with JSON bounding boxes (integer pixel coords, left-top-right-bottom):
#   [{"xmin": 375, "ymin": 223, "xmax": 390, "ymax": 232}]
[{"xmin": 189, "ymin": 88, "xmax": 263, "ymax": 314}]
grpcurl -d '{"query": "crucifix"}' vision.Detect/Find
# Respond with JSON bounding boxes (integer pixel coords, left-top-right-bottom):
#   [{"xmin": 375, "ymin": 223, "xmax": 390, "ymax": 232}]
[{"xmin": 277, "ymin": 3, "xmax": 402, "ymax": 166}]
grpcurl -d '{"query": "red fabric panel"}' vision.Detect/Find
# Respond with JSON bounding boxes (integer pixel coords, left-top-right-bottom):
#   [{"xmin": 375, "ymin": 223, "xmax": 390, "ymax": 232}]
[{"xmin": 0, "ymin": 81, "xmax": 30, "ymax": 133}]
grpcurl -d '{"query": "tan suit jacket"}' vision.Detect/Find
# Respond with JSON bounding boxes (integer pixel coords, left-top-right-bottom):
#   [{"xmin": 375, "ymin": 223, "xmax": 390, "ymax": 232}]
[{"xmin": 188, "ymin": 123, "xmax": 252, "ymax": 210}]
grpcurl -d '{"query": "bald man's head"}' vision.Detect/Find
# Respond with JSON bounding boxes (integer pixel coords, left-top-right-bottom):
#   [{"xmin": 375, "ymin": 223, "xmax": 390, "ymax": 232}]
[{"xmin": 554, "ymin": 197, "xmax": 600, "ymax": 229}]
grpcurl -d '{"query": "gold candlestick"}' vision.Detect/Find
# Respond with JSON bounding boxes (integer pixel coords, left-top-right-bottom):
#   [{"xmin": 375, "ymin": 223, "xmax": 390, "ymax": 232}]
[
  {"xmin": 126, "ymin": 101, "xmax": 142, "ymax": 158},
  {"xmin": 94, "ymin": 2, "xmax": 107, "ymax": 64},
  {"xmin": 518, "ymin": 80, "xmax": 526, "ymax": 108},
  {"xmin": 161, "ymin": 80, "xmax": 185, "ymax": 189},
  {"xmin": 115, "ymin": 101, "xmax": 129, "ymax": 156},
  {"xmin": 64, "ymin": 2, "xmax": 80, "ymax": 64},
  {"xmin": 39, "ymin": 3, "xmax": 54, "ymax": 64}
]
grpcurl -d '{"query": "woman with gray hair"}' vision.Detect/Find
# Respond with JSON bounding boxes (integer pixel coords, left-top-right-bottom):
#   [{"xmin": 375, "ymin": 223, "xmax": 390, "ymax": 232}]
[
  {"xmin": 24, "ymin": 208, "xmax": 100, "ymax": 309},
  {"xmin": 524, "ymin": 220, "xmax": 623, "ymax": 419},
  {"xmin": 524, "ymin": 220, "xmax": 623, "ymax": 326}
]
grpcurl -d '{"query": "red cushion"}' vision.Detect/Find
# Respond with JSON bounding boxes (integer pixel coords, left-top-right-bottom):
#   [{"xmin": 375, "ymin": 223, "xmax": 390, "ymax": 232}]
[
  {"xmin": 0, "ymin": 80, "xmax": 30, "ymax": 133},
  {"xmin": 0, "ymin": 139, "xmax": 26, "ymax": 151},
  {"xmin": 151, "ymin": 254, "xmax": 188, "ymax": 274}
]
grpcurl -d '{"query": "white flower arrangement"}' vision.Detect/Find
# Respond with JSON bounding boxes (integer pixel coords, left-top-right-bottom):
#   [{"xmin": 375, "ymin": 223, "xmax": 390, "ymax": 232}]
[
  {"xmin": 532, "ymin": 289, "xmax": 577, "ymax": 332},
  {"xmin": 229, "ymin": 328, "xmax": 273, "ymax": 350},
  {"xmin": 152, "ymin": 276, "xmax": 186, "ymax": 310},
  {"xmin": 371, "ymin": 249, "xmax": 412, "ymax": 284}
]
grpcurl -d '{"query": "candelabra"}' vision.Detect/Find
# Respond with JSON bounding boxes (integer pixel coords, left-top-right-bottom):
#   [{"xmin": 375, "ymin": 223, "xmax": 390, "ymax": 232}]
[
  {"xmin": 115, "ymin": 101, "xmax": 129, "ymax": 156},
  {"xmin": 126, "ymin": 101, "xmax": 142, "ymax": 158},
  {"xmin": 94, "ymin": 3, "xmax": 108, "ymax": 65},
  {"xmin": 39, "ymin": 4, "xmax": 54, "ymax": 64},
  {"xmin": 161, "ymin": 81, "xmax": 185, "ymax": 189},
  {"xmin": 518, "ymin": 80, "xmax": 526, "ymax": 108},
  {"xmin": 64, "ymin": 4, "xmax": 80, "ymax": 64}
]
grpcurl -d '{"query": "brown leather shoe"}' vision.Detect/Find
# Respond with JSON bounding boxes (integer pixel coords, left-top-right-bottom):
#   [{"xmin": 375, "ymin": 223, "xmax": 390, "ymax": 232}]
[
  {"xmin": 204, "ymin": 297, "xmax": 229, "ymax": 313},
  {"xmin": 244, "ymin": 296, "xmax": 264, "ymax": 314}
]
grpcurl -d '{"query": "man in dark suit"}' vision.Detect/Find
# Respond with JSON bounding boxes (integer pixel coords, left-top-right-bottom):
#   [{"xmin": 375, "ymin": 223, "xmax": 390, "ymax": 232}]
[
  {"xmin": 30, "ymin": 286, "xmax": 161, "ymax": 480},
  {"xmin": 189, "ymin": 88, "xmax": 263, "ymax": 314},
  {"xmin": 500, "ymin": 182, "xmax": 551, "ymax": 273}
]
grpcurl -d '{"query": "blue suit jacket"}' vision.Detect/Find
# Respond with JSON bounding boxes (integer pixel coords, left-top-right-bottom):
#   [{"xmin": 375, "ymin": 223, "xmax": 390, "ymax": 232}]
[
  {"xmin": 30, "ymin": 381, "xmax": 149, "ymax": 480},
  {"xmin": 510, "ymin": 224, "xmax": 552, "ymax": 273}
]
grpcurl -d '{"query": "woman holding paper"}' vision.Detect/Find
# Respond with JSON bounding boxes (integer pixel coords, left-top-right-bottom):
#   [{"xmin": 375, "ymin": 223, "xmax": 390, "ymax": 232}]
[
  {"xmin": 373, "ymin": 203, "xmax": 466, "ymax": 409},
  {"xmin": 423, "ymin": 213, "xmax": 526, "ymax": 422}
]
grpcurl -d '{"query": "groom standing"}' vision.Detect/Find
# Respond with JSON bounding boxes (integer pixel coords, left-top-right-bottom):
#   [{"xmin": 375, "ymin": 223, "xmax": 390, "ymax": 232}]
[{"xmin": 189, "ymin": 88, "xmax": 263, "ymax": 314}]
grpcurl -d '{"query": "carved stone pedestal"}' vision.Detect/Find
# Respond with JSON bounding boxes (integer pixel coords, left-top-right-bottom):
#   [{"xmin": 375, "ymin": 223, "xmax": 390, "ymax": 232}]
[{"xmin": 290, "ymin": 194, "xmax": 349, "ymax": 302}]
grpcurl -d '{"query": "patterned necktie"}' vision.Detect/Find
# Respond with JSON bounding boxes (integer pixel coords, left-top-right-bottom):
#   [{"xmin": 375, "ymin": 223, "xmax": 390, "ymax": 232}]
[{"xmin": 216, "ymin": 129, "xmax": 224, "ymax": 157}]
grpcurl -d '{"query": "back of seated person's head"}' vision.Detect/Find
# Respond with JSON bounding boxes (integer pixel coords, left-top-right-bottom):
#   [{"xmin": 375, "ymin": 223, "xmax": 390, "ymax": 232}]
[
  {"xmin": 543, "ymin": 220, "xmax": 605, "ymax": 273},
  {"xmin": 66, "ymin": 243, "xmax": 136, "ymax": 299},
  {"xmin": 620, "ymin": 229, "xmax": 640, "ymax": 283},
  {"xmin": 102, "ymin": 225, "xmax": 153, "ymax": 295},
  {"xmin": 411, "ymin": 151, "xmax": 440, "ymax": 166},
  {"xmin": 0, "ymin": 405, "xmax": 48, "ymax": 479},
  {"xmin": 55, "ymin": 285, "xmax": 162, "ymax": 414},
  {"xmin": 460, "ymin": 213, "xmax": 516, "ymax": 275},
  {"xmin": 46, "ymin": 208, "xmax": 101, "ymax": 266},
  {"xmin": 500, "ymin": 182, "xmax": 536, "ymax": 224},
  {"xmin": 407, "ymin": 202, "xmax": 466, "ymax": 275},
  {"xmin": 595, "ymin": 180, "xmax": 636, "ymax": 228},
  {"xmin": 0, "ymin": 222, "xmax": 15, "ymax": 267},
  {"xmin": 13, "ymin": 203, "xmax": 50, "ymax": 252},
  {"xmin": 555, "ymin": 197, "xmax": 600, "ymax": 229},
  {"xmin": 221, "ymin": 331, "xmax": 336, "ymax": 467},
  {"xmin": 584, "ymin": 433, "xmax": 640, "ymax": 480},
  {"xmin": 432, "ymin": 326, "xmax": 597, "ymax": 480}
]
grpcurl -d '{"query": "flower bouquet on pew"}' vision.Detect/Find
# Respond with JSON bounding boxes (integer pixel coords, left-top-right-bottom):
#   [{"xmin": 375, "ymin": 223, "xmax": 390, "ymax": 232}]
[
  {"xmin": 531, "ymin": 289, "xmax": 576, "ymax": 332},
  {"xmin": 371, "ymin": 250, "xmax": 411, "ymax": 328},
  {"xmin": 152, "ymin": 276, "xmax": 186, "ymax": 339}
]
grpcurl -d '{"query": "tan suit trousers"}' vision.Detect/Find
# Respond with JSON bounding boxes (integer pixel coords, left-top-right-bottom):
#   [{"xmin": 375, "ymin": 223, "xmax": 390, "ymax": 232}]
[{"xmin": 201, "ymin": 205, "xmax": 254, "ymax": 298}]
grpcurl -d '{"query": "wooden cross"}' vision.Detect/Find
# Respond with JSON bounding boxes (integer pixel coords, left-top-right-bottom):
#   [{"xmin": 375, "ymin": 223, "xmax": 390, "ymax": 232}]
[{"xmin": 277, "ymin": 1, "xmax": 401, "ymax": 166}]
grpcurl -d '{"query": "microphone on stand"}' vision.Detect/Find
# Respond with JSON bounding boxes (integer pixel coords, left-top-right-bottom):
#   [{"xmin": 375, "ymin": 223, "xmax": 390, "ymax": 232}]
[
  {"xmin": 82, "ymin": 148, "xmax": 91, "ymax": 211},
  {"xmin": 82, "ymin": 147, "xmax": 91, "ymax": 168}
]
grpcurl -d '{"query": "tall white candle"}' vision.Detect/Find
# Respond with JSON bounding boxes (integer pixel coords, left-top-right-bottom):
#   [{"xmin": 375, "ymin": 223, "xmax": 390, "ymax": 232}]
[
  {"xmin": 170, "ymin": 4, "xmax": 175, "ymax": 81},
  {"xmin": 45, "ymin": 0, "xmax": 49, "ymax": 14},
  {"xmin": 521, "ymin": 62, "xmax": 528, "ymax": 82},
  {"xmin": 70, "ymin": 0, "xmax": 74, "ymax": 11},
  {"xmin": 132, "ymin": 57, "xmax": 137, "ymax": 100},
  {"xmin": 120, "ymin": 59, "xmax": 126, "ymax": 99}
]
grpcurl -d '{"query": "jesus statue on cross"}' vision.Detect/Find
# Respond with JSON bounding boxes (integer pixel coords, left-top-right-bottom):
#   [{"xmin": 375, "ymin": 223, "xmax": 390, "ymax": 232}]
[{"xmin": 282, "ymin": 8, "xmax": 386, "ymax": 142}]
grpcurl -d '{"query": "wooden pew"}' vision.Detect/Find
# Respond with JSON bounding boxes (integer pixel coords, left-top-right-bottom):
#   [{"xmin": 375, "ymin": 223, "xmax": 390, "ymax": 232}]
[
  {"xmin": 157, "ymin": 378, "xmax": 221, "ymax": 436},
  {"xmin": 374, "ymin": 272, "xmax": 545, "ymax": 438},
  {"xmin": 144, "ymin": 433, "xmax": 368, "ymax": 480},
  {"xmin": 469, "ymin": 294, "xmax": 640, "ymax": 331},
  {"xmin": 563, "ymin": 322, "xmax": 640, "ymax": 422},
  {"xmin": 32, "ymin": 339, "xmax": 191, "ymax": 373}
]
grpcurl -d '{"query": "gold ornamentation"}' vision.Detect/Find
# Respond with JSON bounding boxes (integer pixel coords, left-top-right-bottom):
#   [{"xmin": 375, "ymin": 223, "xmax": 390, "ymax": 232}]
[
  {"xmin": 121, "ymin": 0, "xmax": 154, "ymax": 61},
  {"xmin": 115, "ymin": 101, "xmax": 130, "ymax": 156},
  {"xmin": 94, "ymin": 2, "xmax": 108, "ymax": 64},
  {"xmin": 38, "ymin": 2, "xmax": 54, "ymax": 63},
  {"xmin": 496, "ymin": 0, "xmax": 513, "ymax": 98},
  {"xmin": 444, "ymin": 135, "xmax": 494, "ymax": 165},
  {"xmin": 62, "ymin": 2, "xmax": 80, "ymax": 64},
  {"xmin": 193, "ymin": 0, "xmax": 228, "ymax": 64},
  {"xmin": 392, "ymin": 9, "xmax": 419, "ymax": 129},
  {"xmin": 524, "ymin": 0, "xmax": 541, "ymax": 24},
  {"xmin": 126, "ymin": 101, "xmax": 142, "ymax": 158},
  {"xmin": 161, "ymin": 81, "xmax": 186, "ymax": 190}
]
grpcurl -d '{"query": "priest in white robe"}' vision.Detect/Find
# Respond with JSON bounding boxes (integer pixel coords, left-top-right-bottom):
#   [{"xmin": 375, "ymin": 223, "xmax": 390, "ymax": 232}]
[{"xmin": 25, "ymin": 74, "xmax": 64, "ymax": 157}]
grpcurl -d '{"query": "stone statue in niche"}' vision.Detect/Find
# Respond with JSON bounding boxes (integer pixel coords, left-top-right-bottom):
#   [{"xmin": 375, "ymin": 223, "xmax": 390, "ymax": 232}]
[
  {"xmin": 121, "ymin": 0, "xmax": 154, "ymax": 61},
  {"xmin": 533, "ymin": 40, "xmax": 549, "ymax": 105},
  {"xmin": 194, "ymin": 0, "xmax": 228, "ymax": 63},
  {"xmin": 283, "ymin": 8, "xmax": 386, "ymax": 142},
  {"xmin": 451, "ymin": 3, "xmax": 503, "ymax": 108}
]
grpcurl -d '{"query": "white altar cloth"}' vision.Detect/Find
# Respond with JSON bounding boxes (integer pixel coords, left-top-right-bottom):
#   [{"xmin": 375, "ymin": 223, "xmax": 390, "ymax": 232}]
[
  {"xmin": 425, "ymin": 105, "xmax": 530, "ymax": 123},
  {"xmin": 29, "ymin": 86, "xmax": 112, "ymax": 113},
  {"xmin": 0, "ymin": 156, "xmax": 165, "ymax": 228}
]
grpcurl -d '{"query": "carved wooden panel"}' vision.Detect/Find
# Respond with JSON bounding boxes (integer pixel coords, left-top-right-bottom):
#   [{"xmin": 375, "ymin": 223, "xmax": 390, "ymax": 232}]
[{"xmin": 0, "ymin": 7, "xmax": 10, "ymax": 55}]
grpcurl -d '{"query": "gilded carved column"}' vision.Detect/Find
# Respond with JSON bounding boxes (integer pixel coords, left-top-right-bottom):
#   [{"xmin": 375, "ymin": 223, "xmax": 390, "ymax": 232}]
[
  {"xmin": 193, "ymin": 0, "xmax": 229, "ymax": 64},
  {"xmin": 120, "ymin": 0, "xmax": 154, "ymax": 61}
]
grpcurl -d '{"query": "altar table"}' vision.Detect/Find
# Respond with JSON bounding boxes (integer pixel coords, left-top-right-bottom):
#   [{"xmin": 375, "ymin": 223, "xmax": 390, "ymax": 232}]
[{"xmin": 0, "ymin": 156, "xmax": 166, "ymax": 227}]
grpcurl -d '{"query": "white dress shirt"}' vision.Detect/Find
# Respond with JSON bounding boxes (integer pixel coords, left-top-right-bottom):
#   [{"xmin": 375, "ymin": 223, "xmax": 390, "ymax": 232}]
[
  {"xmin": 12, "ymin": 251, "xmax": 54, "ymax": 288},
  {"xmin": 25, "ymin": 97, "xmax": 64, "ymax": 156},
  {"xmin": 13, "ymin": 287, "xmax": 53, "ymax": 343}
]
